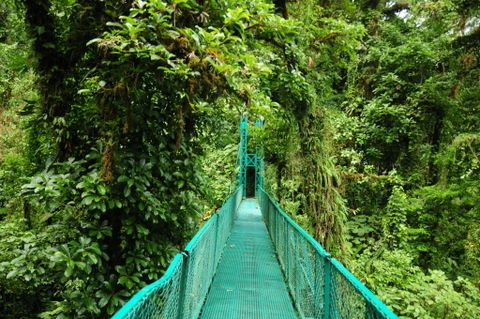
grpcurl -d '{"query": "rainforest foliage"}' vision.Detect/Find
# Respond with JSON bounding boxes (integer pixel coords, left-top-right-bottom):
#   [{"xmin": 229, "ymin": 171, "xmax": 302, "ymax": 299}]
[{"xmin": 0, "ymin": 0, "xmax": 479, "ymax": 318}]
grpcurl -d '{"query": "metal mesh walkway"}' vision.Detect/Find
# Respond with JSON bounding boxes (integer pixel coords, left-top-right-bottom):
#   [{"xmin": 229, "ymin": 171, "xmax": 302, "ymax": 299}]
[{"xmin": 200, "ymin": 199, "xmax": 296, "ymax": 319}]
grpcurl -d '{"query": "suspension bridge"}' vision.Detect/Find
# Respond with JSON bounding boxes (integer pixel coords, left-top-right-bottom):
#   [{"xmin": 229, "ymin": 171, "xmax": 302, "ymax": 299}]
[{"xmin": 112, "ymin": 116, "xmax": 398, "ymax": 319}]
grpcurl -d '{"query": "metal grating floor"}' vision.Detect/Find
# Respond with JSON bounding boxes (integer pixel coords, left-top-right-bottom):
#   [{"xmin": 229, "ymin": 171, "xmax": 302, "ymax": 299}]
[{"xmin": 200, "ymin": 199, "xmax": 297, "ymax": 319}]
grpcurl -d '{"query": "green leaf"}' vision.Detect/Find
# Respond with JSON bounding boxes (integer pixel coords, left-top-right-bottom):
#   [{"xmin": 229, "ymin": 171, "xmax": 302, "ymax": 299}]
[
  {"xmin": 77, "ymin": 89, "xmax": 91, "ymax": 95},
  {"xmin": 97, "ymin": 184, "xmax": 107, "ymax": 195},
  {"xmin": 64, "ymin": 266, "xmax": 74, "ymax": 278},
  {"xmin": 106, "ymin": 22, "xmax": 123, "ymax": 28},
  {"xmin": 83, "ymin": 196, "xmax": 95, "ymax": 206},
  {"xmin": 6, "ymin": 269, "xmax": 18, "ymax": 279},
  {"xmin": 118, "ymin": 175, "xmax": 129, "ymax": 183},
  {"xmin": 87, "ymin": 254, "xmax": 98, "ymax": 265},
  {"xmin": 86, "ymin": 38, "xmax": 102, "ymax": 46},
  {"xmin": 98, "ymin": 294, "xmax": 110, "ymax": 308}
]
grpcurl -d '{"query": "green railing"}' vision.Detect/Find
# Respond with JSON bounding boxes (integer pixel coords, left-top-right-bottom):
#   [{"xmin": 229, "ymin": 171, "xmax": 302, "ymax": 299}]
[
  {"xmin": 112, "ymin": 186, "xmax": 243, "ymax": 319},
  {"xmin": 258, "ymin": 188, "xmax": 398, "ymax": 319}
]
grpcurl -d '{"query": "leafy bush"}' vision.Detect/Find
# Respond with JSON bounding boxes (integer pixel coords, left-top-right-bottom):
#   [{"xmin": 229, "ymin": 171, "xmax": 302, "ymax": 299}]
[{"xmin": 355, "ymin": 249, "xmax": 480, "ymax": 319}]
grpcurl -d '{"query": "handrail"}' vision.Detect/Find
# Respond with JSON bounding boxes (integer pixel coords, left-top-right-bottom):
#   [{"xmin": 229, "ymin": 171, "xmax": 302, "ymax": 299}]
[
  {"xmin": 111, "ymin": 186, "xmax": 243, "ymax": 319},
  {"xmin": 258, "ymin": 187, "xmax": 398, "ymax": 319}
]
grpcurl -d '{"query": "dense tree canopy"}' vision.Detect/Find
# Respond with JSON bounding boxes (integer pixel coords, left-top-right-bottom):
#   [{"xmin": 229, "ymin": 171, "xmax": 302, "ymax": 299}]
[{"xmin": 0, "ymin": 0, "xmax": 479, "ymax": 318}]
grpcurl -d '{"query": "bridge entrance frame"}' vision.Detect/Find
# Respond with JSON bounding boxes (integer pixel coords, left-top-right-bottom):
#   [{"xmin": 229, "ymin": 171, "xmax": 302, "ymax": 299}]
[{"xmin": 237, "ymin": 115, "xmax": 264, "ymax": 198}]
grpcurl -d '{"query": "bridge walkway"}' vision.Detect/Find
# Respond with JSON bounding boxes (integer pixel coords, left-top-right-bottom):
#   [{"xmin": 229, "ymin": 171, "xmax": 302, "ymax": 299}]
[{"xmin": 200, "ymin": 199, "xmax": 296, "ymax": 319}]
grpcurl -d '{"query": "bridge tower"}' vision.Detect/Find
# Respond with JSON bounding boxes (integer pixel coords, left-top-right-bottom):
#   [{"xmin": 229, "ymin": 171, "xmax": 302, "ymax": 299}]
[{"xmin": 238, "ymin": 115, "xmax": 264, "ymax": 198}]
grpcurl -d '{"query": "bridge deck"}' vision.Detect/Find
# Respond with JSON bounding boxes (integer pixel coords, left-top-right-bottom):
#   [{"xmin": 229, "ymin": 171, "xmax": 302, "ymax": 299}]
[{"xmin": 200, "ymin": 199, "xmax": 296, "ymax": 319}]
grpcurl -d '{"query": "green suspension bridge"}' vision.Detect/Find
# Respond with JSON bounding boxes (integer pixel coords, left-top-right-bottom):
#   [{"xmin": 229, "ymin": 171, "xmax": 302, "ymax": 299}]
[{"xmin": 112, "ymin": 116, "xmax": 398, "ymax": 319}]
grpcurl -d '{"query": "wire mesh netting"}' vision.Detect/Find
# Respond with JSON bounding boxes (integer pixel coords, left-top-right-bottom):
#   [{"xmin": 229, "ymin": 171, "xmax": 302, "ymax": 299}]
[
  {"xmin": 181, "ymin": 216, "xmax": 218, "ymax": 319},
  {"xmin": 111, "ymin": 254, "xmax": 184, "ymax": 319},
  {"xmin": 258, "ymin": 188, "xmax": 398, "ymax": 319},
  {"xmin": 112, "ymin": 187, "xmax": 243, "ymax": 319}
]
